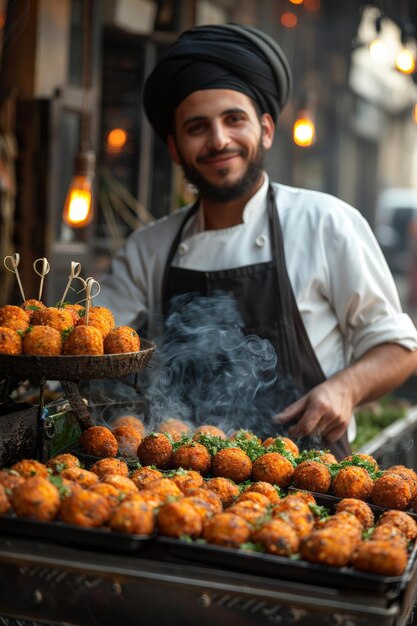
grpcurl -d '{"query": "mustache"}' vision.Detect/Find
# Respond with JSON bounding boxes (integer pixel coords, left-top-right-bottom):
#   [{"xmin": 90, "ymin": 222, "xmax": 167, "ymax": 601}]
[{"xmin": 197, "ymin": 148, "xmax": 245, "ymax": 163}]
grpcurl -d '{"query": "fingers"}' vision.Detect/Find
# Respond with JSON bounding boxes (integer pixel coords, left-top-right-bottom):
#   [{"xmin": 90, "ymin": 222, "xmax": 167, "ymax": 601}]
[
  {"xmin": 287, "ymin": 408, "xmax": 325, "ymax": 439},
  {"xmin": 272, "ymin": 394, "xmax": 308, "ymax": 425}
]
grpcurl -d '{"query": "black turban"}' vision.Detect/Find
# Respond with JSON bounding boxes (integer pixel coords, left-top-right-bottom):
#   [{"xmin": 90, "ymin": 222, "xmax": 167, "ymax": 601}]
[{"xmin": 143, "ymin": 23, "xmax": 292, "ymax": 141}]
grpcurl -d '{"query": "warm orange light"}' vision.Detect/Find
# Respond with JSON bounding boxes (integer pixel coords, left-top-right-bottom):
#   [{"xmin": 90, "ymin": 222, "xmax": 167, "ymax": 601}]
[
  {"xmin": 293, "ymin": 110, "xmax": 316, "ymax": 147},
  {"xmin": 289, "ymin": 0, "xmax": 303, "ymax": 4},
  {"xmin": 62, "ymin": 175, "xmax": 93, "ymax": 228},
  {"xmin": 107, "ymin": 128, "xmax": 127, "ymax": 152},
  {"xmin": 395, "ymin": 46, "xmax": 416, "ymax": 75},
  {"xmin": 304, "ymin": 0, "xmax": 320, "ymax": 10},
  {"xmin": 280, "ymin": 12, "xmax": 298, "ymax": 28}
]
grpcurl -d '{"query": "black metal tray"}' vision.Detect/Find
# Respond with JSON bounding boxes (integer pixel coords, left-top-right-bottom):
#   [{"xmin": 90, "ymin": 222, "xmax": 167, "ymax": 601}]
[
  {"xmin": 0, "ymin": 338, "xmax": 156, "ymax": 382},
  {"xmin": 0, "ymin": 514, "xmax": 153, "ymax": 553},
  {"xmin": 156, "ymin": 535, "xmax": 417, "ymax": 596}
]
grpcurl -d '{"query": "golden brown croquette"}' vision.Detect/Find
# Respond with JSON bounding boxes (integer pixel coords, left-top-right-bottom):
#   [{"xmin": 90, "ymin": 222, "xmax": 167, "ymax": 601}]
[
  {"xmin": 0, "ymin": 326, "xmax": 22, "ymax": 354},
  {"xmin": 23, "ymin": 325, "xmax": 62, "ymax": 355},
  {"xmin": 79, "ymin": 426, "xmax": 118, "ymax": 457}
]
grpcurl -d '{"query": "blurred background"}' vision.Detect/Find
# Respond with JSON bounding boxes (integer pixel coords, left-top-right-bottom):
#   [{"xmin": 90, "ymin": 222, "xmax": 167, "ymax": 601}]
[{"xmin": 0, "ymin": 0, "xmax": 416, "ymax": 319}]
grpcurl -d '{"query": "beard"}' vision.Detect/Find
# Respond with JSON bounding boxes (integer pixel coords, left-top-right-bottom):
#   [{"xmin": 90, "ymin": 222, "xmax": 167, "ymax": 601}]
[{"xmin": 177, "ymin": 140, "xmax": 266, "ymax": 203}]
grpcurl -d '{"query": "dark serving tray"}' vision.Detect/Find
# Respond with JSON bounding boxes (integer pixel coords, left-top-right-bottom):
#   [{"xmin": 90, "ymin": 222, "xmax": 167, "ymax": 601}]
[
  {"xmin": 157, "ymin": 535, "xmax": 417, "ymax": 597},
  {"xmin": 0, "ymin": 514, "xmax": 153, "ymax": 553},
  {"xmin": 0, "ymin": 338, "xmax": 156, "ymax": 382}
]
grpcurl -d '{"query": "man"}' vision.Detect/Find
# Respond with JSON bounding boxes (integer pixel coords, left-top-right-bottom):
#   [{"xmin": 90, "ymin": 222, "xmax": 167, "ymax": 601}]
[{"xmin": 96, "ymin": 24, "xmax": 417, "ymax": 459}]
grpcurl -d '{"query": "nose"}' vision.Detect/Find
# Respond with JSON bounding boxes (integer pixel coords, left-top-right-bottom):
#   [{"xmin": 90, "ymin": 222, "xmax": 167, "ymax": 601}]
[{"xmin": 207, "ymin": 120, "xmax": 230, "ymax": 151}]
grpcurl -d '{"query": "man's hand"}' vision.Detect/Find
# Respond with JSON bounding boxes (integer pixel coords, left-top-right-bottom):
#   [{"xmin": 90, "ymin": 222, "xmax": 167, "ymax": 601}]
[
  {"xmin": 273, "ymin": 343, "xmax": 417, "ymax": 443},
  {"xmin": 272, "ymin": 379, "xmax": 354, "ymax": 442}
]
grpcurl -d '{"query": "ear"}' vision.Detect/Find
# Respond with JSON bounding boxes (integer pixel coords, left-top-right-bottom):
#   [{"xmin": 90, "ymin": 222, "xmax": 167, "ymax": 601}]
[
  {"xmin": 260, "ymin": 113, "xmax": 275, "ymax": 150},
  {"xmin": 167, "ymin": 135, "xmax": 181, "ymax": 165}
]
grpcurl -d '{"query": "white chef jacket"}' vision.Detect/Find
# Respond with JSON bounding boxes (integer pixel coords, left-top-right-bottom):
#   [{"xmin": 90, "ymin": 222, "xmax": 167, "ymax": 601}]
[{"xmin": 97, "ymin": 174, "xmax": 417, "ymax": 382}]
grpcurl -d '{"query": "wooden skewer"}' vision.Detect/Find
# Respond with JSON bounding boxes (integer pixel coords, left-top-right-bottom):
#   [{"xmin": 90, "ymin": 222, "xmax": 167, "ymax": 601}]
[
  {"xmin": 3, "ymin": 253, "xmax": 26, "ymax": 302},
  {"xmin": 84, "ymin": 277, "xmax": 100, "ymax": 325},
  {"xmin": 33, "ymin": 257, "xmax": 50, "ymax": 301},
  {"xmin": 58, "ymin": 261, "xmax": 82, "ymax": 307}
]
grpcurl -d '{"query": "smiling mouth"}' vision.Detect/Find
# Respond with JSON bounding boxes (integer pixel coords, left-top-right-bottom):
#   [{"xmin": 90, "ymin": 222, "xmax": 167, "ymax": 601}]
[{"xmin": 198, "ymin": 150, "xmax": 243, "ymax": 164}]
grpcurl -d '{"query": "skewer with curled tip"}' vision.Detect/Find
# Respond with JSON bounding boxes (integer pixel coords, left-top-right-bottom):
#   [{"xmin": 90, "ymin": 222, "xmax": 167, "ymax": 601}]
[
  {"xmin": 58, "ymin": 261, "xmax": 82, "ymax": 307},
  {"xmin": 77, "ymin": 277, "xmax": 100, "ymax": 325},
  {"xmin": 33, "ymin": 257, "xmax": 50, "ymax": 301},
  {"xmin": 3, "ymin": 253, "xmax": 26, "ymax": 302}
]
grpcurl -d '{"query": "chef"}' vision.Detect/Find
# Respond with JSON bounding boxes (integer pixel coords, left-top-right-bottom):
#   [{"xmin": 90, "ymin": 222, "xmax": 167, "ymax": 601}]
[{"xmin": 96, "ymin": 23, "xmax": 417, "ymax": 459}]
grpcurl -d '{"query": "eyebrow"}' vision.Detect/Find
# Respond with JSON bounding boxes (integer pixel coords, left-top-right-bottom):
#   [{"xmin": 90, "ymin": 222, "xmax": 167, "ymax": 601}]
[{"xmin": 182, "ymin": 108, "xmax": 247, "ymax": 128}]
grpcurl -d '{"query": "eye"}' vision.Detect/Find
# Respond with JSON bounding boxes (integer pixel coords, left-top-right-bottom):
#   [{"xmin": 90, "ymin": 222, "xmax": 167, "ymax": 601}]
[
  {"xmin": 225, "ymin": 113, "xmax": 245, "ymax": 124},
  {"xmin": 186, "ymin": 122, "xmax": 207, "ymax": 135}
]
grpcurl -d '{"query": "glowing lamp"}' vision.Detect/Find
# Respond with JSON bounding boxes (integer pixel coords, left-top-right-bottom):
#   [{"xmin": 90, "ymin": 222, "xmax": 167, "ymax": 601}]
[
  {"xmin": 107, "ymin": 128, "xmax": 127, "ymax": 153},
  {"xmin": 395, "ymin": 45, "xmax": 416, "ymax": 74},
  {"xmin": 293, "ymin": 110, "xmax": 316, "ymax": 147},
  {"xmin": 62, "ymin": 150, "xmax": 95, "ymax": 228},
  {"xmin": 280, "ymin": 12, "xmax": 297, "ymax": 28}
]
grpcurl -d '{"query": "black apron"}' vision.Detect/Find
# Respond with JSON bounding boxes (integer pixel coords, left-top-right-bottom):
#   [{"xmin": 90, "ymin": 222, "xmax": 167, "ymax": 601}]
[{"xmin": 161, "ymin": 185, "xmax": 350, "ymax": 460}]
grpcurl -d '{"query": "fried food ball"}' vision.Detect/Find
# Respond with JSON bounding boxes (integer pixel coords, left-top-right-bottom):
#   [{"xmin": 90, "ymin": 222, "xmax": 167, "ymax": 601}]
[
  {"xmin": 343, "ymin": 453, "xmax": 379, "ymax": 471},
  {"xmin": 59, "ymin": 489, "xmax": 110, "ymax": 527},
  {"xmin": 46, "ymin": 453, "xmax": 81, "ymax": 474},
  {"xmin": 141, "ymin": 478, "xmax": 181, "ymax": 505},
  {"xmin": 130, "ymin": 467, "xmax": 163, "ymax": 490},
  {"xmin": 335, "ymin": 498, "xmax": 375, "ymax": 529},
  {"xmin": 127, "ymin": 490, "xmax": 161, "ymax": 511},
  {"xmin": 63, "ymin": 325, "xmax": 104, "ymax": 355},
  {"xmin": 104, "ymin": 326, "xmax": 140, "ymax": 354},
  {"xmin": 332, "ymin": 466, "xmax": 374, "ymax": 501},
  {"xmin": 205, "ymin": 477, "xmax": 239, "ymax": 506},
  {"xmin": 101, "ymin": 474, "xmax": 138, "ymax": 497},
  {"xmin": 171, "ymin": 469, "xmax": 204, "ymax": 493},
  {"xmin": 11, "ymin": 476, "xmax": 60, "ymax": 521},
  {"xmin": 77, "ymin": 306, "xmax": 115, "ymax": 338},
  {"xmin": 251, "ymin": 452, "xmax": 294, "ymax": 487},
  {"xmin": 111, "ymin": 415, "xmax": 146, "ymax": 437},
  {"xmin": 272, "ymin": 498, "xmax": 315, "ymax": 539},
  {"xmin": 137, "ymin": 433, "xmax": 172, "ymax": 469},
  {"xmin": 109, "ymin": 498, "xmax": 154, "ymax": 535},
  {"xmin": 89, "ymin": 482, "xmax": 121, "ymax": 509},
  {"xmin": 158, "ymin": 418, "xmax": 191, "ymax": 442},
  {"xmin": 31, "ymin": 307, "xmax": 73, "ymax": 333},
  {"xmin": 0, "ymin": 326, "xmax": 22, "ymax": 354},
  {"xmin": 180, "ymin": 495, "xmax": 216, "ymax": 522},
  {"xmin": 300, "ymin": 528, "xmax": 355, "ymax": 566},
  {"xmin": 79, "ymin": 425, "xmax": 118, "ymax": 457},
  {"xmin": 371, "ymin": 474, "xmax": 412, "ymax": 511},
  {"xmin": 203, "ymin": 512, "xmax": 251, "ymax": 547},
  {"xmin": 89, "ymin": 457, "xmax": 129, "ymax": 479},
  {"xmin": 0, "ymin": 305, "xmax": 30, "ymax": 332},
  {"xmin": 23, "ymin": 325, "xmax": 62, "ymax": 355},
  {"xmin": 304, "ymin": 449, "xmax": 337, "ymax": 465},
  {"xmin": 292, "ymin": 460, "xmax": 332, "ymax": 494},
  {"xmin": 172, "ymin": 442, "xmax": 211, "ymax": 475},
  {"xmin": 370, "ymin": 525, "xmax": 409, "ymax": 549},
  {"xmin": 377, "ymin": 510, "xmax": 417, "ymax": 540},
  {"xmin": 237, "ymin": 490, "xmax": 271, "ymax": 509},
  {"xmin": 243, "ymin": 481, "xmax": 281, "ymax": 505},
  {"xmin": 188, "ymin": 487, "xmax": 223, "ymax": 514},
  {"xmin": 318, "ymin": 512, "xmax": 363, "ymax": 547},
  {"xmin": 61, "ymin": 466, "xmax": 99, "ymax": 488},
  {"xmin": 230, "ymin": 429, "xmax": 262, "ymax": 444},
  {"xmin": 286, "ymin": 490, "xmax": 317, "ymax": 506},
  {"xmin": 157, "ymin": 500, "xmax": 203, "ymax": 538},
  {"xmin": 212, "ymin": 447, "xmax": 252, "ymax": 484},
  {"xmin": 61, "ymin": 303, "xmax": 82, "ymax": 326},
  {"xmin": 0, "ymin": 469, "xmax": 25, "ymax": 497},
  {"xmin": 385, "ymin": 465, "xmax": 417, "ymax": 499},
  {"xmin": 112, "ymin": 425, "xmax": 142, "ymax": 457},
  {"xmin": 21, "ymin": 299, "xmax": 46, "ymax": 316},
  {"xmin": 193, "ymin": 425, "xmax": 227, "ymax": 441},
  {"xmin": 263, "ymin": 436, "xmax": 299, "ymax": 457},
  {"xmin": 252, "ymin": 518, "xmax": 300, "ymax": 556},
  {"xmin": 227, "ymin": 500, "xmax": 268, "ymax": 527},
  {"xmin": 351, "ymin": 540, "xmax": 408, "ymax": 576},
  {"xmin": 58, "ymin": 478, "xmax": 83, "ymax": 498},
  {"xmin": 11, "ymin": 459, "xmax": 49, "ymax": 479}
]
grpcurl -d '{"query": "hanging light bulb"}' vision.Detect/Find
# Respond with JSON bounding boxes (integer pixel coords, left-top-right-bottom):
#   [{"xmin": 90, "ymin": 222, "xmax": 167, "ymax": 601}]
[
  {"xmin": 369, "ymin": 14, "xmax": 393, "ymax": 66},
  {"xmin": 293, "ymin": 109, "xmax": 316, "ymax": 147},
  {"xmin": 62, "ymin": 0, "xmax": 95, "ymax": 229},
  {"xmin": 395, "ymin": 43, "xmax": 416, "ymax": 74},
  {"xmin": 62, "ymin": 151, "xmax": 96, "ymax": 228}
]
